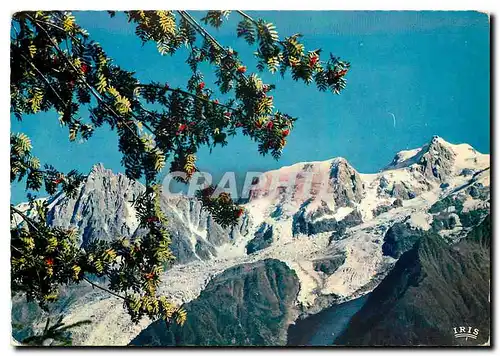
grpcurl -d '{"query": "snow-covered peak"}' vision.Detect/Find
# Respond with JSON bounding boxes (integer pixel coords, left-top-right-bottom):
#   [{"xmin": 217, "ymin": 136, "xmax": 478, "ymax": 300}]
[
  {"xmin": 245, "ymin": 136, "xmax": 490, "ymax": 231},
  {"xmin": 385, "ymin": 135, "xmax": 489, "ymax": 174},
  {"xmin": 386, "ymin": 147, "xmax": 423, "ymax": 169}
]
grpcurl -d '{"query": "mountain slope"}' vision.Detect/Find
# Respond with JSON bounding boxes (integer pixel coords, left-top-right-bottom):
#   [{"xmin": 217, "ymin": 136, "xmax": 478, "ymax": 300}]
[
  {"xmin": 130, "ymin": 259, "xmax": 300, "ymax": 346},
  {"xmin": 12, "ymin": 136, "xmax": 491, "ymax": 346},
  {"xmin": 335, "ymin": 215, "xmax": 491, "ymax": 346},
  {"xmin": 45, "ymin": 164, "xmax": 251, "ymax": 263}
]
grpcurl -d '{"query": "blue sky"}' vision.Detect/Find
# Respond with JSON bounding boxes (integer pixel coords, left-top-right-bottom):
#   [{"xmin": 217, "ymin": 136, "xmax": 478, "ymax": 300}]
[{"xmin": 11, "ymin": 11, "xmax": 490, "ymax": 203}]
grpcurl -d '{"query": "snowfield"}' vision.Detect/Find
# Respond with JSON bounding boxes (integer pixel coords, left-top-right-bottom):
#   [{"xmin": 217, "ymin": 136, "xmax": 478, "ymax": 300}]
[{"xmin": 17, "ymin": 136, "xmax": 490, "ymax": 346}]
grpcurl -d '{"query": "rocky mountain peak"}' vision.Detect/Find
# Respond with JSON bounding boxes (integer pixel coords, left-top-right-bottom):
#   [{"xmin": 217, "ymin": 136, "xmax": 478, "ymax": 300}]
[
  {"xmin": 13, "ymin": 138, "xmax": 491, "ymax": 346},
  {"xmin": 414, "ymin": 136, "xmax": 456, "ymax": 182},
  {"xmin": 329, "ymin": 157, "xmax": 364, "ymax": 207}
]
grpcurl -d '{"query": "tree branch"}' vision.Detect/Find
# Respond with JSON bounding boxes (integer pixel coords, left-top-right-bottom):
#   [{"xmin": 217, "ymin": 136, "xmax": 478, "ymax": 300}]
[
  {"xmin": 135, "ymin": 83, "xmax": 238, "ymax": 112},
  {"xmin": 17, "ymin": 52, "xmax": 67, "ymax": 107},
  {"xmin": 34, "ymin": 18, "xmax": 83, "ymax": 44},
  {"xmin": 83, "ymin": 276, "xmax": 127, "ymax": 301},
  {"xmin": 235, "ymin": 10, "xmax": 258, "ymax": 25},
  {"xmin": 178, "ymin": 11, "xmax": 248, "ymax": 82},
  {"xmin": 26, "ymin": 14, "xmax": 151, "ymax": 141},
  {"xmin": 10, "ymin": 205, "xmax": 41, "ymax": 232}
]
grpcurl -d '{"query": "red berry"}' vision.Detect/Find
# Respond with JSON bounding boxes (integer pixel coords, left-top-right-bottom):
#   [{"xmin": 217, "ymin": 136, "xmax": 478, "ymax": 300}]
[
  {"xmin": 282, "ymin": 129, "xmax": 290, "ymax": 137},
  {"xmin": 45, "ymin": 258, "xmax": 54, "ymax": 266},
  {"xmin": 178, "ymin": 123, "xmax": 187, "ymax": 132},
  {"xmin": 266, "ymin": 121, "xmax": 274, "ymax": 130},
  {"xmin": 224, "ymin": 112, "xmax": 232, "ymax": 118},
  {"xmin": 81, "ymin": 63, "xmax": 89, "ymax": 74},
  {"xmin": 235, "ymin": 208, "xmax": 244, "ymax": 218},
  {"xmin": 198, "ymin": 82, "xmax": 205, "ymax": 90},
  {"xmin": 255, "ymin": 121, "xmax": 263, "ymax": 129},
  {"xmin": 262, "ymin": 85, "xmax": 269, "ymax": 93},
  {"xmin": 309, "ymin": 55, "xmax": 319, "ymax": 67},
  {"xmin": 235, "ymin": 122, "xmax": 243, "ymax": 127},
  {"xmin": 334, "ymin": 69, "xmax": 348, "ymax": 78},
  {"xmin": 237, "ymin": 66, "xmax": 247, "ymax": 74},
  {"xmin": 214, "ymin": 99, "xmax": 219, "ymax": 104}
]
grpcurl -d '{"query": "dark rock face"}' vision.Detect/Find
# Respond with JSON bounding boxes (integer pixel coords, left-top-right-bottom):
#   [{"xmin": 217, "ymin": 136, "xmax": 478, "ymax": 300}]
[
  {"xmin": 313, "ymin": 253, "xmax": 346, "ymax": 275},
  {"xmin": 431, "ymin": 212, "xmax": 460, "ymax": 231},
  {"xmin": 428, "ymin": 182, "xmax": 490, "ymax": 233},
  {"xmin": 309, "ymin": 201, "xmax": 334, "ymax": 220},
  {"xmin": 466, "ymin": 184, "xmax": 490, "ymax": 200},
  {"xmin": 336, "ymin": 216, "xmax": 491, "ymax": 346},
  {"xmin": 416, "ymin": 136, "xmax": 456, "ymax": 182},
  {"xmin": 372, "ymin": 204, "xmax": 391, "ymax": 217},
  {"xmin": 382, "ymin": 222, "xmax": 425, "ymax": 259},
  {"xmin": 429, "ymin": 195, "xmax": 463, "ymax": 214},
  {"xmin": 374, "ymin": 198, "xmax": 405, "ymax": 216},
  {"xmin": 390, "ymin": 182, "xmax": 415, "ymax": 200},
  {"xmin": 461, "ymin": 168, "xmax": 474, "ymax": 176},
  {"xmin": 307, "ymin": 218, "xmax": 340, "ymax": 235},
  {"xmin": 329, "ymin": 159, "xmax": 365, "ymax": 207},
  {"xmin": 130, "ymin": 259, "xmax": 300, "ymax": 346},
  {"xmin": 287, "ymin": 294, "xmax": 369, "ymax": 346},
  {"xmin": 392, "ymin": 198, "xmax": 404, "ymax": 208},
  {"xmin": 246, "ymin": 223, "xmax": 274, "ymax": 254},
  {"xmin": 292, "ymin": 207, "xmax": 363, "ymax": 237}
]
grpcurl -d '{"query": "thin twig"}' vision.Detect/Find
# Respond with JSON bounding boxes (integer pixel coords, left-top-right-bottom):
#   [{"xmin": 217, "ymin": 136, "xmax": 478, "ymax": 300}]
[
  {"xmin": 135, "ymin": 83, "xmax": 237, "ymax": 112},
  {"xmin": 235, "ymin": 10, "xmax": 258, "ymax": 25},
  {"xmin": 26, "ymin": 14, "xmax": 150, "ymax": 141},
  {"xmin": 177, "ymin": 11, "xmax": 248, "ymax": 82},
  {"xmin": 10, "ymin": 205, "xmax": 41, "ymax": 232},
  {"xmin": 234, "ymin": 11, "xmax": 306, "ymax": 64},
  {"xmin": 83, "ymin": 276, "xmax": 127, "ymax": 301},
  {"xmin": 34, "ymin": 18, "xmax": 82, "ymax": 44},
  {"xmin": 178, "ymin": 11, "xmax": 225, "ymax": 51},
  {"xmin": 11, "ymin": 245, "xmax": 24, "ymax": 254},
  {"xmin": 18, "ymin": 52, "xmax": 67, "ymax": 106}
]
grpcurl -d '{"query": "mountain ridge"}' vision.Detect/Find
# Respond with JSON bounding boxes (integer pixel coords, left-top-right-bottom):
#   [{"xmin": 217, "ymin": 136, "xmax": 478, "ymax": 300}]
[{"xmin": 12, "ymin": 136, "xmax": 491, "ymax": 346}]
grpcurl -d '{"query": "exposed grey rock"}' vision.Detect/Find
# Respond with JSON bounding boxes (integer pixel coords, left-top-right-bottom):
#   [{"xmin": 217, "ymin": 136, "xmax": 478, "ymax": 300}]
[
  {"xmin": 329, "ymin": 158, "xmax": 365, "ymax": 207},
  {"xmin": 313, "ymin": 253, "xmax": 346, "ymax": 275},
  {"xmin": 431, "ymin": 212, "xmax": 460, "ymax": 231},
  {"xmin": 392, "ymin": 198, "xmax": 404, "ymax": 208},
  {"xmin": 372, "ymin": 204, "xmax": 391, "ymax": 217},
  {"xmin": 46, "ymin": 164, "xmax": 238, "ymax": 264},
  {"xmin": 310, "ymin": 200, "xmax": 335, "ymax": 220},
  {"xmin": 460, "ymin": 168, "xmax": 474, "ymax": 176},
  {"xmin": 415, "ymin": 136, "xmax": 456, "ymax": 182},
  {"xmin": 379, "ymin": 176, "xmax": 389, "ymax": 189},
  {"xmin": 373, "ymin": 198, "xmax": 405, "ymax": 217},
  {"xmin": 382, "ymin": 222, "xmax": 425, "ymax": 259},
  {"xmin": 390, "ymin": 181, "xmax": 416, "ymax": 200},
  {"xmin": 292, "ymin": 207, "xmax": 363, "ymax": 237},
  {"xmin": 47, "ymin": 164, "xmax": 144, "ymax": 247},
  {"xmin": 467, "ymin": 184, "xmax": 490, "ymax": 200},
  {"xmin": 246, "ymin": 223, "xmax": 274, "ymax": 254}
]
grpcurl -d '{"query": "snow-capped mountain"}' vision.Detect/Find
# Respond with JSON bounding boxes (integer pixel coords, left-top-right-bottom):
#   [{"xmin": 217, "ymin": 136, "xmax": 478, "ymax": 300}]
[{"xmin": 12, "ymin": 136, "xmax": 490, "ymax": 346}]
